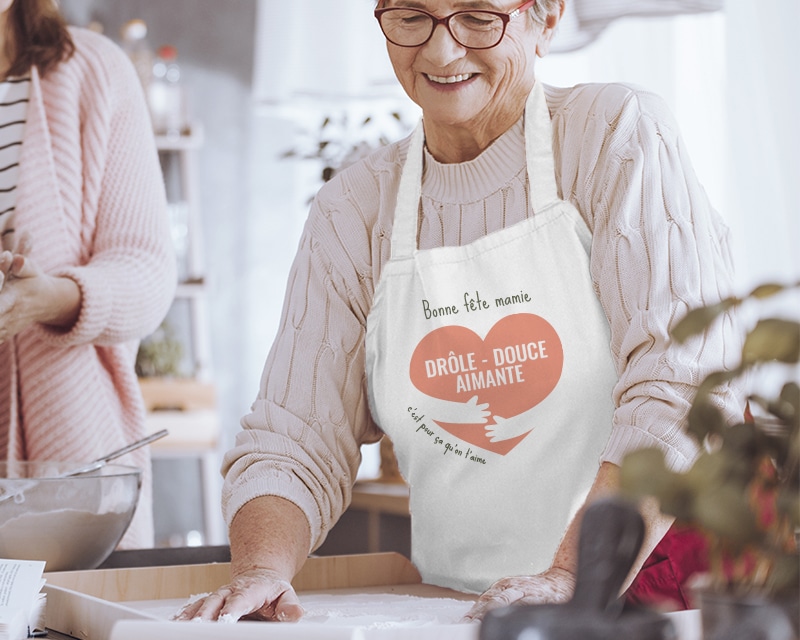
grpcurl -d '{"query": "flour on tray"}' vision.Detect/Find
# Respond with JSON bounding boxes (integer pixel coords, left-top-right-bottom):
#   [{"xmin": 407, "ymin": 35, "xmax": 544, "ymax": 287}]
[
  {"xmin": 167, "ymin": 592, "xmax": 473, "ymax": 628},
  {"xmin": 296, "ymin": 593, "xmax": 473, "ymax": 629}
]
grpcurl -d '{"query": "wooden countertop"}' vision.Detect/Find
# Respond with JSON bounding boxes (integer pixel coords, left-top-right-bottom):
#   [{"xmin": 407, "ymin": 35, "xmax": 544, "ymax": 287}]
[{"xmin": 351, "ymin": 480, "xmax": 409, "ymax": 516}]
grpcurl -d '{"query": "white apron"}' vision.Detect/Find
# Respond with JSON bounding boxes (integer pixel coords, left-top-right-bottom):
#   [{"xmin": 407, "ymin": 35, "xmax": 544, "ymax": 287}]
[{"xmin": 364, "ymin": 81, "xmax": 618, "ymax": 594}]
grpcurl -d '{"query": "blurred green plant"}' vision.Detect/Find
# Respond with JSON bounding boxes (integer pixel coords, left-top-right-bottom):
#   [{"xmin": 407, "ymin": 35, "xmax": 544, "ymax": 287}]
[
  {"xmin": 281, "ymin": 108, "xmax": 415, "ymax": 202},
  {"xmin": 620, "ymin": 280, "xmax": 800, "ymax": 597},
  {"xmin": 135, "ymin": 320, "xmax": 184, "ymax": 378}
]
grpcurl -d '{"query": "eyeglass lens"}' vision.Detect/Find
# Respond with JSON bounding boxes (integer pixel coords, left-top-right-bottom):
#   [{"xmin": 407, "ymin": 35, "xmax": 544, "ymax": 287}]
[{"xmin": 379, "ymin": 9, "xmax": 507, "ymax": 49}]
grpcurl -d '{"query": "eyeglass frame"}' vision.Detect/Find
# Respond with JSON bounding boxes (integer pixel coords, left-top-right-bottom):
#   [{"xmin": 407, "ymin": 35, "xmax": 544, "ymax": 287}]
[{"xmin": 374, "ymin": 0, "xmax": 538, "ymax": 51}]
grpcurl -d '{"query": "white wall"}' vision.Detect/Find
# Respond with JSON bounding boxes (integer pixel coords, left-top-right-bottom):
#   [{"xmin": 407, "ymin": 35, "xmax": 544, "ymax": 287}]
[
  {"xmin": 253, "ymin": 0, "xmax": 399, "ymax": 101},
  {"xmin": 723, "ymin": 0, "xmax": 799, "ymax": 290}
]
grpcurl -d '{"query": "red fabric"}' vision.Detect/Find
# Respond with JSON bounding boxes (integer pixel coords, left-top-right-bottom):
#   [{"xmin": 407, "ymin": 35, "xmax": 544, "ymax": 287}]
[{"xmin": 624, "ymin": 524, "xmax": 709, "ymax": 610}]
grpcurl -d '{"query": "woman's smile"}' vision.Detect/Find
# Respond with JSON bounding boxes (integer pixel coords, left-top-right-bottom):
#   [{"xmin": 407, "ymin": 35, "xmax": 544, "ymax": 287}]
[{"xmin": 425, "ymin": 72, "xmax": 476, "ymax": 84}]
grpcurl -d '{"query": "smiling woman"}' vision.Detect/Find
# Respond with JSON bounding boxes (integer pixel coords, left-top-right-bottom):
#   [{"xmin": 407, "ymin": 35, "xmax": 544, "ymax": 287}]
[{"xmin": 183, "ymin": 0, "xmax": 744, "ymax": 626}]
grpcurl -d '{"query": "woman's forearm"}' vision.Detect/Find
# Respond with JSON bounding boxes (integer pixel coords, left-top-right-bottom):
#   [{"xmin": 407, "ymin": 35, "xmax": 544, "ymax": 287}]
[
  {"xmin": 38, "ymin": 274, "xmax": 81, "ymax": 328},
  {"xmin": 228, "ymin": 495, "xmax": 312, "ymax": 582},
  {"xmin": 551, "ymin": 462, "xmax": 673, "ymax": 592}
]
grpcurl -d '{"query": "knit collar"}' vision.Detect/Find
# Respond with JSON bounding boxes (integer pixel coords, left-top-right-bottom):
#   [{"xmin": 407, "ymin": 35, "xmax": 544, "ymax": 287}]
[{"xmin": 420, "ymin": 116, "xmax": 525, "ymax": 203}]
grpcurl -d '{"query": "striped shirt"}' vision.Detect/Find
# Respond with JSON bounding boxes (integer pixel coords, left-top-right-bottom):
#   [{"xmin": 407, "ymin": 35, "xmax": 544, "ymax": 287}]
[{"xmin": 0, "ymin": 75, "xmax": 30, "ymax": 240}]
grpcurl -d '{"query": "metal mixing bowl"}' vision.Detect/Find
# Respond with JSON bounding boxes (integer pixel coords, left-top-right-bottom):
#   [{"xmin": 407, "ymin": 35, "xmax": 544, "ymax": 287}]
[{"xmin": 0, "ymin": 461, "xmax": 141, "ymax": 572}]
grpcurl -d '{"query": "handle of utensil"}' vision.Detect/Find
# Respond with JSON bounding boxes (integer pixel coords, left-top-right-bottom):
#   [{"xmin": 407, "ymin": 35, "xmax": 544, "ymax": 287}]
[
  {"xmin": 0, "ymin": 431, "xmax": 172, "ymax": 500},
  {"xmin": 58, "ymin": 430, "xmax": 171, "ymax": 478},
  {"xmin": 93, "ymin": 429, "xmax": 170, "ymax": 464}
]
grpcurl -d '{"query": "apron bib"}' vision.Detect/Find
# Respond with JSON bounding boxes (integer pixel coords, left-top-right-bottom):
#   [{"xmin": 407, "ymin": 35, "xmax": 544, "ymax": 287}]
[{"xmin": 365, "ymin": 82, "xmax": 618, "ymax": 593}]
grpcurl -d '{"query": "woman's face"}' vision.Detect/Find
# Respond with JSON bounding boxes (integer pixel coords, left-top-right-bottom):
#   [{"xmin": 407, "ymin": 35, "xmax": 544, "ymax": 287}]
[{"xmin": 382, "ymin": 0, "xmax": 552, "ymax": 139}]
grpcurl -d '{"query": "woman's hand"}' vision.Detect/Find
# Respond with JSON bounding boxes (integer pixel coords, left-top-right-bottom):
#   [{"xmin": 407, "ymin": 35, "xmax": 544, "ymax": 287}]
[
  {"xmin": 173, "ymin": 568, "xmax": 304, "ymax": 623},
  {"xmin": 0, "ymin": 251, "xmax": 15, "ymax": 288},
  {"xmin": 461, "ymin": 567, "xmax": 576, "ymax": 622},
  {"xmin": 0, "ymin": 251, "xmax": 41, "ymax": 340},
  {"xmin": 177, "ymin": 496, "xmax": 312, "ymax": 623},
  {"xmin": 0, "ymin": 252, "xmax": 81, "ymax": 342}
]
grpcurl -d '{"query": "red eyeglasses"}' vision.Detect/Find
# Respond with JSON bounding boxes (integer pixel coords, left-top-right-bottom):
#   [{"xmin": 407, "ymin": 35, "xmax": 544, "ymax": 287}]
[{"xmin": 375, "ymin": 1, "xmax": 537, "ymax": 50}]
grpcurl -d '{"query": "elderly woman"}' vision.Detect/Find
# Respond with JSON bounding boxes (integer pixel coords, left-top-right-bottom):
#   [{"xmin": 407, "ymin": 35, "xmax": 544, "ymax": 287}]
[
  {"xmin": 182, "ymin": 0, "xmax": 740, "ymax": 622},
  {"xmin": 0, "ymin": 0, "xmax": 175, "ymax": 547}
]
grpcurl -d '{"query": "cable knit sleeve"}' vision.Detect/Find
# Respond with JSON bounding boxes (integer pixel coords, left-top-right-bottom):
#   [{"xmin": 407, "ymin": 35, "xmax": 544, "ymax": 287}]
[
  {"xmin": 36, "ymin": 29, "xmax": 176, "ymax": 346},
  {"xmin": 221, "ymin": 155, "xmax": 392, "ymax": 550},
  {"xmin": 556, "ymin": 83, "xmax": 743, "ymax": 472}
]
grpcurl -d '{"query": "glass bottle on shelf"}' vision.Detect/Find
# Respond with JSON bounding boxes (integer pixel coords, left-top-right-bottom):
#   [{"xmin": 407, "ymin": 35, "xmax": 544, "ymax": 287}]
[
  {"xmin": 149, "ymin": 45, "xmax": 188, "ymax": 139},
  {"xmin": 119, "ymin": 19, "xmax": 153, "ymax": 94}
]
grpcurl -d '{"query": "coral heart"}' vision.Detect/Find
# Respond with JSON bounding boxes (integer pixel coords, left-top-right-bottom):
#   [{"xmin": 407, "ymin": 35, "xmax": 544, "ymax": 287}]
[{"xmin": 409, "ymin": 313, "xmax": 563, "ymax": 455}]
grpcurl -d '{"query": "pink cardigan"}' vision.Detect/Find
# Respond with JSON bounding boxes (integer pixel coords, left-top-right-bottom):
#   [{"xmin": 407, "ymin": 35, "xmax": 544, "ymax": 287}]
[{"xmin": 0, "ymin": 28, "xmax": 176, "ymax": 548}]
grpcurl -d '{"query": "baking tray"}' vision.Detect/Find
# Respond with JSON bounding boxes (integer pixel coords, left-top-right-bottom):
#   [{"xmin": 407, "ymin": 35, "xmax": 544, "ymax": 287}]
[
  {"xmin": 43, "ymin": 552, "xmax": 478, "ymax": 640},
  {"xmin": 43, "ymin": 552, "xmax": 701, "ymax": 640}
]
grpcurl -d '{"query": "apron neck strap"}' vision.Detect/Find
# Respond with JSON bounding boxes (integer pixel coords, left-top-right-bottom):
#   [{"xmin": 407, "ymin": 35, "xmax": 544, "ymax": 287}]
[
  {"xmin": 525, "ymin": 81, "xmax": 560, "ymax": 213},
  {"xmin": 390, "ymin": 120, "xmax": 425, "ymax": 259},
  {"xmin": 390, "ymin": 81, "xmax": 559, "ymax": 259}
]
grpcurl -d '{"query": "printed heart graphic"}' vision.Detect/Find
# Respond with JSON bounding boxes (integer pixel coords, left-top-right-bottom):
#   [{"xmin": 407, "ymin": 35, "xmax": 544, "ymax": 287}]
[{"xmin": 409, "ymin": 313, "xmax": 563, "ymax": 455}]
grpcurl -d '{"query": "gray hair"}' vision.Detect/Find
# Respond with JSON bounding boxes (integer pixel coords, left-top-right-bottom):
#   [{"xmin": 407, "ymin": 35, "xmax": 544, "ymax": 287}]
[{"xmin": 529, "ymin": 0, "xmax": 565, "ymax": 26}]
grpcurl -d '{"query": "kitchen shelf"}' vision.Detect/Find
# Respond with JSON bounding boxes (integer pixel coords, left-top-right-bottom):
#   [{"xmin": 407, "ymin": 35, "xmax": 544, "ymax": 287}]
[
  {"xmin": 174, "ymin": 278, "xmax": 206, "ymax": 298},
  {"xmin": 152, "ymin": 123, "xmax": 211, "ymax": 380},
  {"xmin": 138, "ymin": 122, "xmax": 224, "ymax": 547},
  {"xmin": 154, "ymin": 122, "xmax": 203, "ymax": 151}
]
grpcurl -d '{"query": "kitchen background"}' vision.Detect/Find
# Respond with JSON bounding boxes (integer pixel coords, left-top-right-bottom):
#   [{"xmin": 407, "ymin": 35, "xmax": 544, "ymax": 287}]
[{"xmin": 57, "ymin": 0, "xmax": 798, "ymax": 549}]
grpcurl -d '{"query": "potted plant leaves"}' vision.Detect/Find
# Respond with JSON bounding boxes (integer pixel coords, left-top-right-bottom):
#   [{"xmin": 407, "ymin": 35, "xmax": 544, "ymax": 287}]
[
  {"xmin": 280, "ymin": 107, "xmax": 415, "ymax": 202},
  {"xmin": 620, "ymin": 280, "xmax": 799, "ymax": 640}
]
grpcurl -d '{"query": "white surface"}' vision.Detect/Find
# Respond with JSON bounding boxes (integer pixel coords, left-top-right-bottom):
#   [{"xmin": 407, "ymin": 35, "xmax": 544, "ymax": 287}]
[
  {"xmin": 111, "ymin": 592, "xmax": 478, "ymax": 640},
  {"xmin": 111, "ymin": 620, "xmax": 477, "ymax": 640},
  {"xmin": 297, "ymin": 592, "xmax": 472, "ymax": 628},
  {"xmin": 125, "ymin": 591, "xmax": 474, "ymax": 626},
  {"xmin": 111, "ymin": 592, "xmax": 700, "ymax": 640}
]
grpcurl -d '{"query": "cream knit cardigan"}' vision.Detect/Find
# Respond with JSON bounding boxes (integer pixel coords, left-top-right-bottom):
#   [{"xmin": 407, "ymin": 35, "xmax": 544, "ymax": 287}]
[
  {"xmin": 0, "ymin": 28, "xmax": 176, "ymax": 548},
  {"xmin": 223, "ymin": 82, "xmax": 744, "ymax": 553}
]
